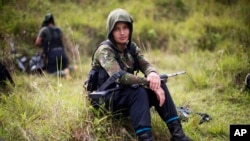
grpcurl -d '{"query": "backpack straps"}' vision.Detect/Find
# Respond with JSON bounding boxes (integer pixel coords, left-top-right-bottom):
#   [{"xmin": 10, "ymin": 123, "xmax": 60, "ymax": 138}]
[
  {"xmin": 93, "ymin": 40, "xmax": 139, "ymax": 74},
  {"xmin": 102, "ymin": 40, "xmax": 126, "ymax": 70},
  {"xmin": 46, "ymin": 27, "xmax": 64, "ymax": 54},
  {"xmin": 89, "ymin": 40, "xmax": 139, "ymax": 91},
  {"xmin": 128, "ymin": 42, "xmax": 139, "ymax": 74},
  {"xmin": 91, "ymin": 40, "xmax": 123, "ymax": 68}
]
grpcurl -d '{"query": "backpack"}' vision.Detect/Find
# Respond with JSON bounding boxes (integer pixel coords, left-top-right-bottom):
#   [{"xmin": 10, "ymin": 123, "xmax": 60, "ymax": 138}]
[
  {"xmin": 84, "ymin": 40, "xmax": 139, "ymax": 93},
  {"xmin": 0, "ymin": 61, "xmax": 15, "ymax": 87},
  {"xmin": 42, "ymin": 26, "xmax": 64, "ymax": 57},
  {"xmin": 29, "ymin": 53, "xmax": 45, "ymax": 74}
]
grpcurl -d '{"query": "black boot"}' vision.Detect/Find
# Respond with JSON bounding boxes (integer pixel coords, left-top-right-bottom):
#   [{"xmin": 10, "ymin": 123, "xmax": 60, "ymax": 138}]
[
  {"xmin": 167, "ymin": 120, "xmax": 192, "ymax": 141},
  {"xmin": 137, "ymin": 130, "xmax": 154, "ymax": 141}
]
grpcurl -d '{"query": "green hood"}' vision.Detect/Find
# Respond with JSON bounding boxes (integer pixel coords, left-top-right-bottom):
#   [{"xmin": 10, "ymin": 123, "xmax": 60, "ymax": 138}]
[{"xmin": 106, "ymin": 8, "xmax": 133, "ymax": 47}]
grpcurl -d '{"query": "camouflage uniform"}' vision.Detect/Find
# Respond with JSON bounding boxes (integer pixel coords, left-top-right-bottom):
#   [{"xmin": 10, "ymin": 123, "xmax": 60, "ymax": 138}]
[
  {"xmin": 92, "ymin": 42, "xmax": 156, "ymax": 85},
  {"xmin": 93, "ymin": 8, "xmax": 192, "ymax": 141}
]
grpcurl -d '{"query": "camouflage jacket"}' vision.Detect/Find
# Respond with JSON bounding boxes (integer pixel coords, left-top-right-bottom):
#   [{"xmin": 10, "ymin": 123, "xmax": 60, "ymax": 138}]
[{"xmin": 92, "ymin": 42, "xmax": 158, "ymax": 85}]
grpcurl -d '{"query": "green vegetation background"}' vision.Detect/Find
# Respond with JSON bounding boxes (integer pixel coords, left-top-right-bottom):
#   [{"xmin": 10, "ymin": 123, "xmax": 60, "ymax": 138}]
[{"xmin": 0, "ymin": 0, "xmax": 250, "ymax": 140}]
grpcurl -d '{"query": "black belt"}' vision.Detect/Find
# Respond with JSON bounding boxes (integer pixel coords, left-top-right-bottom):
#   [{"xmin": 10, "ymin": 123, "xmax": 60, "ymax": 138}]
[{"xmin": 51, "ymin": 47, "xmax": 63, "ymax": 51}]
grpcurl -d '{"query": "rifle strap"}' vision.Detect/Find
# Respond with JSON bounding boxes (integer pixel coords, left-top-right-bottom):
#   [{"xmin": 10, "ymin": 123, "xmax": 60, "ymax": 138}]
[{"xmin": 97, "ymin": 70, "xmax": 126, "ymax": 91}]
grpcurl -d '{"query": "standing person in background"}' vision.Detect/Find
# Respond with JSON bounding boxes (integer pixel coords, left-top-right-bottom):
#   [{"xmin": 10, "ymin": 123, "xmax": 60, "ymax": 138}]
[
  {"xmin": 91, "ymin": 8, "xmax": 192, "ymax": 141},
  {"xmin": 35, "ymin": 13, "xmax": 71, "ymax": 80}
]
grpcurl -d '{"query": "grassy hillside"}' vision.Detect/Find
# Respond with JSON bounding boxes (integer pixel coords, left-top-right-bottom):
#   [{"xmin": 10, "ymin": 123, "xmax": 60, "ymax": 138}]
[{"xmin": 0, "ymin": 0, "xmax": 250, "ymax": 141}]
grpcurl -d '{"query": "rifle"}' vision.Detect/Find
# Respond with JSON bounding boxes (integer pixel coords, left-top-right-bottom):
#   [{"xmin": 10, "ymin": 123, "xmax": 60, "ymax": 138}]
[
  {"xmin": 88, "ymin": 71, "xmax": 186, "ymax": 100},
  {"xmin": 177, "ymin": 106, "xmax": 211, "ymax": 124},
  {"xmin": 10, "ymin": 42, "xmax": 44, "ymax": 74}
]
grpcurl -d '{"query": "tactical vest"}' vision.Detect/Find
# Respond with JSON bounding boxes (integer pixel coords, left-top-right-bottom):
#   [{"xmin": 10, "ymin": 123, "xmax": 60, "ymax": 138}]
[{"xmin": 43, "ymin": 27, "xmax": 64, "ymax": 56}]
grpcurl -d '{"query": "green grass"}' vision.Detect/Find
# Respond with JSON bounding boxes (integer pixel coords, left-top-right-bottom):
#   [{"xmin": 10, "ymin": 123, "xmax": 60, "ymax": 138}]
[{"xmin": 1, "ymin": 50, "xmax": 250, "ymax": 141}]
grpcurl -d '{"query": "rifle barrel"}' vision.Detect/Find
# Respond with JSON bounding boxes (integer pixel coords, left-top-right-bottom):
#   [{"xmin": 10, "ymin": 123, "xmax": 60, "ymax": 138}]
[
  {"xmin": 167, "ymin": 71, "xmax": 186, "ymax": 77},
  {"xmin": 160, "ymin": 71, "xmax": 186, "ymax": 81}
]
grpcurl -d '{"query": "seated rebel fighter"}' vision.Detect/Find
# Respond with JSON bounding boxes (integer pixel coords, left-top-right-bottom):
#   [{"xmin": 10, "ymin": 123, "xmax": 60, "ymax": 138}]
[{"xmin": 88, "ymin": 8, "xmax": 192, "ymax": 141}]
